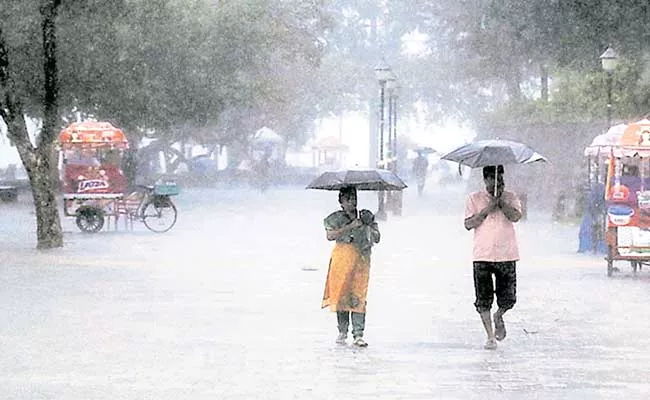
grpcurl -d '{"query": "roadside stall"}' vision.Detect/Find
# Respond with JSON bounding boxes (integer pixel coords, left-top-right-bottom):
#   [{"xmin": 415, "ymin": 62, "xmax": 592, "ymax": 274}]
[
  {"xmin": 59, "ymin": 121, "xmax": 128, "ymax": 232},
  {"xmin": 578, "ymin": 124, "xmax": 626, "ymax": 252},
  {"xmin": 584, "ymin": 124, "xmax": 626, "ymax": 184},
  {"xmin": 604, "ymin": 119, "xmax": 650, "ymax": 275}
]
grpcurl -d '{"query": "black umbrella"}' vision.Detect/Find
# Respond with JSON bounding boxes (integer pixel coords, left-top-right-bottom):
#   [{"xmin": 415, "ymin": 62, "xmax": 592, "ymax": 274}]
[
  {"xmin": 440, "ymin": 139, "xmax": 546, "ymax": 168},
  {"xmin": 306, "ymin": 168, "xmax": 407, "ymax": 191},
  {"xmin": 441, "ymin": 139, "xmax": 546, "ymax": 196}
]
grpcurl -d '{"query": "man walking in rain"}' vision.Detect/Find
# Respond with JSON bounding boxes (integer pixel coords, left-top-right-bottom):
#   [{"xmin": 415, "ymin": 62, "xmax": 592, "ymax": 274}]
[{"xmin": 464, "ymin": 165, "xmax": 522, "ymax": 350}]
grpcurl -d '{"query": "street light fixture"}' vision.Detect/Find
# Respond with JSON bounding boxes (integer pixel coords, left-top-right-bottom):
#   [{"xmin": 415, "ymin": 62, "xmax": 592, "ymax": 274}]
[
  {"xmin": 375, "ymin": 62, "xmax": 392, "ymax": 82},
  {"xmin": 600, "ymin": 46, "xmax": 619, "ymax": 73},
  {"xmin": 600, "ymin": 45, "xmax": 619, "ymax": 128}
]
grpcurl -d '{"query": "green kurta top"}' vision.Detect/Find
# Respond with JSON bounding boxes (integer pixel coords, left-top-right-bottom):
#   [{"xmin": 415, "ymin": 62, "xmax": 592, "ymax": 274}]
[{"xmin": 324, "ymin": 210, "xmax": 377, "ymax": 255}]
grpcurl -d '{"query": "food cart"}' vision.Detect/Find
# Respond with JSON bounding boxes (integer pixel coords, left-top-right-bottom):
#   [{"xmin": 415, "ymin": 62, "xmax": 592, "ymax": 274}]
[
  {"xmin": 59, "ymin": 121, "xmax": 128, "ymax": 232},
  {"xmin": 604, "ymin": 119, "xmax": 650, "ymax": 275}
]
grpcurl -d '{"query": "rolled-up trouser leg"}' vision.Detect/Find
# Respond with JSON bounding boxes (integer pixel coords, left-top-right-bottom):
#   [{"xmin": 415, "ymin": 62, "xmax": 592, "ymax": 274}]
[
  {"xmin": 473, "ymin": 261, "xmax": 495, "ymax": 313},
  {"xmin": 494, "ymin": 261, "xmax": 517, "ymax": 311}
]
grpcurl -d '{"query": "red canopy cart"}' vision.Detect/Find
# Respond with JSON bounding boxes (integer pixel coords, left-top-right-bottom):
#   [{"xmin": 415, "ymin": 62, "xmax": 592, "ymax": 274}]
[
  {"xmin": 604, "ymin": 119, "xmax": 650, "ymax": 275},
  {"xmin": 59, "ymin": 121, "xmax": 129, "ymax": 232}
]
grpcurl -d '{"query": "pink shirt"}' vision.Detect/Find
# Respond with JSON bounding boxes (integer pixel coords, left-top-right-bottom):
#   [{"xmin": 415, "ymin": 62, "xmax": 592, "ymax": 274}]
[{"xmin": 465, "ymin": 190, "xmax": 521, "ymax": 262}]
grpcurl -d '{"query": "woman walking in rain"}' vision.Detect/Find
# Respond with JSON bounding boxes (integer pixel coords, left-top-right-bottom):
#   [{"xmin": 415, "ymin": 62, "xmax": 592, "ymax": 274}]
[{"xmin": 321, "ymin": 187, "xmax": 380, "ymax": 347}]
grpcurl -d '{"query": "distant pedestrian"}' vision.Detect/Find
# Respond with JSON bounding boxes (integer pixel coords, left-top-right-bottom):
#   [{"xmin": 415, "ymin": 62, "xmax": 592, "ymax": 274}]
[
  {"xmin": 464, "ymin": 165, "xmax": 522, "ymax": 350},
  {"xmin": 321, "ymin": 187, "xmax": 380, "ymax": 347},
  {"xmin": 578, "ymin": 182, "xmax": 606, "ymax": 253},
  {"xmin": 254, "ymin": 150, "xmax": 272, "ymax": 192},
  {"xmin": 122, "ymin": 148, "xmax": 138, "ymax": 191},
  {"xmin": 412, "ymin": 152, "xmax": 429, "ymax": 196}
]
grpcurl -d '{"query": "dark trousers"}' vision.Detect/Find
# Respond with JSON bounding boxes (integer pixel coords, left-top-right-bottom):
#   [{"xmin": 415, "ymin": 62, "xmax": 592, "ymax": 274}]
[
  {"xmin": 473, "ymin": 261, "xmax": 517, "ymax": 313},
  {"xmin": 337, "ymin": 311, "xmax": 366, "ymax": 338}
]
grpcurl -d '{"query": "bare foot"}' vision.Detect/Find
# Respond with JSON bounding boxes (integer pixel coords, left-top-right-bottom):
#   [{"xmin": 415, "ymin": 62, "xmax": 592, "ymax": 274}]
[
  {"xmin": 484, "ymin": 338, "xmax": 497, "ymax": 350},
  {"xmin": 494, "ymin": 312, "xmax": 506, "ymax": 341}
]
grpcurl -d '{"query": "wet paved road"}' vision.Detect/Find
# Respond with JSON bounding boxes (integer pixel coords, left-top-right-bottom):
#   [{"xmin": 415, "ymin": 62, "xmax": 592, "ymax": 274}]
[{"xmin": 1, "ymin": 184, "xmax": 649, "ymax": 399}]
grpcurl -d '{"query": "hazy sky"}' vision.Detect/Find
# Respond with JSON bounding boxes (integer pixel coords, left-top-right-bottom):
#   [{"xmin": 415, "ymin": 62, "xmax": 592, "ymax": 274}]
[{"xmin": 313, "ymin": 112, "xmax": 475, "ymax": 168}]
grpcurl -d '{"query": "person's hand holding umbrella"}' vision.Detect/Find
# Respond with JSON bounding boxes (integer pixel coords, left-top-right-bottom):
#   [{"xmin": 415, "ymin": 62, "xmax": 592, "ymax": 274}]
[
  {"xmin": 497, "ymin": 195, "xmax": 522, "ymax": 222},
  {"xmin": 464, "ymin": 190, "xmax": 500, "ymax": 230},
  {"xmin": 325, "ymin": 217, "xmax": 363, "ymax": 241}
]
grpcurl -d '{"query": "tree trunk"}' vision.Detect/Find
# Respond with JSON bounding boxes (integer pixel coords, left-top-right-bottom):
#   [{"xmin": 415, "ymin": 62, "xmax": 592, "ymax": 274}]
[
  {"xmin": 1, "ymin": 15, "xmax": 63, "ymax": 249},
  {"xmin": 6, "ymin": 0, "xmax": 65, "ymax": 249},
  {"xmin": 540, "ymin": 63, "xmax": 549, "ymax": 103},
  {"xmin": 505, "ymin": 73, "xmax": 522, "ymax": 104},
  {"xmin": 4, "ymin": 111, "xmax": 63, "ymax": 249},
  {"xmin": 30, "ymin": 150, "xmax": 63, "ymax": 249}
]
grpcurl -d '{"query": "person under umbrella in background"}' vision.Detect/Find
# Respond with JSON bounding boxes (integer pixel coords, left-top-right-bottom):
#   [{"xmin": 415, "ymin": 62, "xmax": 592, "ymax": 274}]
[
  {"xmin": 321, "ymin": 186, "xmax": 380, "ymax": 347},
  {"xmin": 464, "ymin": 165, "xmax": 522, "ymax": 350}
]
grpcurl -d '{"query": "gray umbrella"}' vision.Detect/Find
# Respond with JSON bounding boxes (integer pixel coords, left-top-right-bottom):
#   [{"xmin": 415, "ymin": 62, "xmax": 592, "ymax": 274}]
[
  {"xmin": 306, "ymin": 168, "xmax": 407, "ymax": 191},
  {"xmin": 414, "ymin": 146, "xmax": 437, "ymax": 154},
  {"xmin": 440, "ymin": 139, "xmax": 547, "ymax": 168}
]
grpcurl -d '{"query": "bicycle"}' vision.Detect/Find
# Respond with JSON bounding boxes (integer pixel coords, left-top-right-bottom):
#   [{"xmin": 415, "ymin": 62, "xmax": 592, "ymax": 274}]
[{"xmin": 118, "ymin": 182, "xmax": 179, "ymax": 233}]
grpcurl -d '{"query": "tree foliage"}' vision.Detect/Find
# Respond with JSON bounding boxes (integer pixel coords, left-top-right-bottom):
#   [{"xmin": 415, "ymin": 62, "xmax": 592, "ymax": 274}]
[
  {"xmin": 0, "ymin": 0, "xmax": 331, "ymax": 248},
  {"xmin": 373, "ymin": 0, "xmax": 649, "ymax": 126}
]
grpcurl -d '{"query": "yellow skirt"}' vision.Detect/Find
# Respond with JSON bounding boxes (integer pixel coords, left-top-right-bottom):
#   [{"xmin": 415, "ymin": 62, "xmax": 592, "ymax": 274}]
[{"xmin": 321, "ymin": 243, "xmax": 370, "ymax": 313}]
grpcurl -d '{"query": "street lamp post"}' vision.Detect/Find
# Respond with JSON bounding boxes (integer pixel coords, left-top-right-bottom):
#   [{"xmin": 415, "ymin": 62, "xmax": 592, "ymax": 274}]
[
  {"xmin": 386, "ymin": 75, "xmax": 397, "ymax": 167},
  {"xmin": 594, "ymin": 45, "xmax": 618, "ymax": 253},
  {"xmin": 374, "ymin": 62, "xmax": 392, "ymax": 220},
  {"xmin": 385, "ymin": 76, "xmax": 403, "ymax": 215},
  {"xmin": 375, "ymin": 63, "xmax": 391, "ymax": 164},
  {"xmin": 387, "ymin": 78, "xmax": 399, "ymax": 172},
  {"xmin": 600, "ymin": 45, "xmax": 619, "ymax": 128}
]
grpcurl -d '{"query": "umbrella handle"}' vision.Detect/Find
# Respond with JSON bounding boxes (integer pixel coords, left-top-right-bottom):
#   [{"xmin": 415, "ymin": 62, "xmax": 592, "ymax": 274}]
[{"xmin": 458, "ymin": 164, "xmax": 463, "ymax": 177}]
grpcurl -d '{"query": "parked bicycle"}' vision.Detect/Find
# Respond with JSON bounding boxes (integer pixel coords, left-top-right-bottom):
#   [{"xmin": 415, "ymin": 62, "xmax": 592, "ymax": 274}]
[{"xmin": 118, "ymin": 182, "xmax": 179, "ymax": 233}]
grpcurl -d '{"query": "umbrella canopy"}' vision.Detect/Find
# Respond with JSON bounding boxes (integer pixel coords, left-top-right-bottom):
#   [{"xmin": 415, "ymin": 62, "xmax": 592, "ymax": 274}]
[
  {"xmin": 414, "ymin": 146, "xmax": 437, "ymax": 154},
  {"xmin": 306, "ymin": 168, "xmax": 407, "ymax": 191},
  {"xmin": 583, "ymin": 124, "xmax": 627, "ymax": 157},
  {"xmin": 440, "ymin": 139, "xmax": 547, "ymax": 168},
  {"xmin": 252, "ymin": 126, "xmax": 283, "ymax": 144}
]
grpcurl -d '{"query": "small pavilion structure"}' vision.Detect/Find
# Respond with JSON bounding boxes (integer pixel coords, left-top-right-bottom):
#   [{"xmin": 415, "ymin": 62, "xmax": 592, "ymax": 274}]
[{"xmin": 311, "ymin": 136, "xmax": 348, "ymax": 170}]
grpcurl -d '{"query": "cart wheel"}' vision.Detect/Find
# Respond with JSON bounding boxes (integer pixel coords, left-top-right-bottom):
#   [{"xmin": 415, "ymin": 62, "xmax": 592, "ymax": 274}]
[
  {"xmin": 75, "ymin": 206, "xmax": 105, "ymax": 233},
  {"xmin": 142, "ymin": 198, "xmax": 177, "ymax": 233}
]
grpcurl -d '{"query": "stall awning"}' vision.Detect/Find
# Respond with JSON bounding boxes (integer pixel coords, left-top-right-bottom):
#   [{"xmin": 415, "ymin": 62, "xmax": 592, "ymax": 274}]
[{"xmin": 58, "ymin": 121, "xmax": 128, "ymax": 149}]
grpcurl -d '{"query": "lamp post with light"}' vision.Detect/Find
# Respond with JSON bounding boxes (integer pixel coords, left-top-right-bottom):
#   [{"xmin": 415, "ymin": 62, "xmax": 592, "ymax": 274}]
[
  {"xmin": 591, "ymin": 46, "xmax": 619, "ymax": 253},
  {"xmin": 600, "ymin": 45, "xmax": 619, "ymax": 128},
  {"xmin": 385, "ymin": 75, "xmax": 403, "ymax": 215}
]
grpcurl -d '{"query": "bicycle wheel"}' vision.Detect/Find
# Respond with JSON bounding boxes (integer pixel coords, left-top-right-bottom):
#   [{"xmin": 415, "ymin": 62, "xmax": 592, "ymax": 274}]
[{"xmin": 142, "ymin": 198, "xmax": 177, "ymax": 233}]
